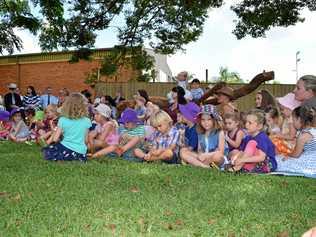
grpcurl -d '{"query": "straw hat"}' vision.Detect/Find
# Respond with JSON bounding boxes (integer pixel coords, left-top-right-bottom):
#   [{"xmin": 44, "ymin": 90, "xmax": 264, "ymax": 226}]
[
  {"xmin": 8, "ymin": 83, "xmax": 17, "ymax": 89},
  {"xmin": 216, "ymin": 86, "xmax": 234, "ymax": 98}
]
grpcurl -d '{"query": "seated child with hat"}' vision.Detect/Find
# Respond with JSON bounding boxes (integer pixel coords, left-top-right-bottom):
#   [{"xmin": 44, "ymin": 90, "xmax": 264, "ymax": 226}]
[
  {"xmin": 0, "ymin": 110, "xmax": 11, "ymax": 140},
  {"xmin": 8, "ymin": 109, "xmax": 30, "ymax": 142},
  {"xmin": 88, "ymin": 104, "xmax": 119, "ymax": 158},
  {"xmin": 114, "ymin": 108, "xmax": 145, "ymax": 161},
  {"xmin": 271, "ymin": 93, "xmax": 301, "ymax": 156}
]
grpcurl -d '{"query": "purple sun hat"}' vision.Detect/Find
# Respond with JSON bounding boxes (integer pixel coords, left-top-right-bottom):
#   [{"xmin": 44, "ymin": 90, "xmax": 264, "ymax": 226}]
[
  {"xmin": 10, "ymin": 108, "xmax": 21, "ymax": 117},
  {"xmin": 178, "ymin": 102, "xmax": 201, "ymax": 123},
  {"xmin": 0, "ymin": 110, "xmax": 10, "ymax": 122},
  {"xmin": 118, "ymin": 108, "xmax": 140, "ymax": 124}
]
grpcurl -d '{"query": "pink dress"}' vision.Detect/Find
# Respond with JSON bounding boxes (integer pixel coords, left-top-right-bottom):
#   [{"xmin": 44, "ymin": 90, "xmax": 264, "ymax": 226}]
[{"xmin": 96, "ymin": 121, "xmax": 119, "ymax": 145}]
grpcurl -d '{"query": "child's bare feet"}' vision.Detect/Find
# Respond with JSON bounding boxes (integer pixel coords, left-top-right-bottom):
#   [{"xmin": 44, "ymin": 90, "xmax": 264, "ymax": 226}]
[{"xmin": 114, "ymin": 147, "xmax": 124, "ymax": 157}]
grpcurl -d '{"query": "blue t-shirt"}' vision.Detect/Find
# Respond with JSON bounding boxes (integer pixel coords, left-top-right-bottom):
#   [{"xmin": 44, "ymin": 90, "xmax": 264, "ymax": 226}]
[
  {"xmin": 185, "ymin": 124, "xmax": 198, "ymax": 151},
  {"xmin": 240, "ymin": 131, "xmax": 277, "ymax": 171},
  {"xmin": 58, "ymin": 116, "xmax": 92, "ymax": 154}
]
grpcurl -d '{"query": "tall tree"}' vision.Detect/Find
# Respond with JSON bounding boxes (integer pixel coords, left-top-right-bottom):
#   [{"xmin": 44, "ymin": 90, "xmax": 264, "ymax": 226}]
[{"xmin": 1, "ymin": 0, "xmax": 315, "ymax": 55}]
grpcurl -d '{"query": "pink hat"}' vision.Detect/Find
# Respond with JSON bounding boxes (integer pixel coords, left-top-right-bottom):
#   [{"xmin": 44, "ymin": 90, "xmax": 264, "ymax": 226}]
[{"xmin": 277, "ymin": 93, "xmax": 301, "ymax": 111}]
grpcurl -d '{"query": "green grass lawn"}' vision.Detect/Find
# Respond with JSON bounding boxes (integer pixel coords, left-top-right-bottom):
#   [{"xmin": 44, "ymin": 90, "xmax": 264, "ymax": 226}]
[{"xmin": 0, "ymin": 142, "xmax": 315, "ymax": 237}]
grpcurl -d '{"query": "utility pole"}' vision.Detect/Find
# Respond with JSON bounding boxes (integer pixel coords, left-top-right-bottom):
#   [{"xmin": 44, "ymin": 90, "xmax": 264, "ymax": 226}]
[{"xmin": 295, "ymin": 51, "xmax": 301, "ymax": 81}]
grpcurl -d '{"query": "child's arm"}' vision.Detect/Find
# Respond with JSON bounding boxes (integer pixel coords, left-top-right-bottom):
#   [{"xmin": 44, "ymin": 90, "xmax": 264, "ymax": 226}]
[
  {"xmin": 217, "ymin": 130, "xmax": 226, "ymax": 155},
  {"xmin": 52, "ymin": 127, "xmax": 62, "ymax": 143},
  {"xmin": 225, "ymin": 130, "xmax": 244, "ymax": 149},
  {"xmin": 275, "ymin": 123, "xmax": 296, "ymax": 140},
  {"xmin": 288, "ymin": 132, "xmax": 312, "ymax": 158}
]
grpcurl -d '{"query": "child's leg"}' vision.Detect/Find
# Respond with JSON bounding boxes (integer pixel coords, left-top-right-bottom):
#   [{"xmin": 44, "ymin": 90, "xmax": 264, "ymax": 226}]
[
  {"xmin": 180, "ymin": 148, "xmax": 210, "ymax": 168},
  {"xmin": 8, "ymin": 134, "xmax": 17, "ymax": 142},
  {"xmin": 231, "ymin": 140, "xmax": 258, "ymax": 171},
  {"xmin": 92, "ymin": 145, "xmax": 117, "ymax": 158},
  {"xmin": 133, "ymin": 148, "xmax": 147, "ymax": 159},
  {"xmin": 120, "ymin": 137, "xmax": 141, "ymax": 153},
  {"xmin": 200, "ymin": 151, "xmax": 224, "ymax": 167}
]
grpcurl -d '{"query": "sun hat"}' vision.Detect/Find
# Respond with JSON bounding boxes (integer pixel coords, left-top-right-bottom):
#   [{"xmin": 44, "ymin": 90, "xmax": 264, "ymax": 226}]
[
  {"xmin": 118, "ymin": 108, "xmax": 140, "ymax": 124},
  {"xmin": 95, "ymin": 104, "xmax": 112, "ymax": 118},
  {"xmin": 10, "ymin": 108, "xmax": 21, "ymax": 117},
  {"xmin": 178, "ymin": 102, "xmax": 201, "ymax": 123},
  {"xmin": 34, "ymin": 110, "xmax": 45, "ymax": 121},
  {"xmin": 8, "ymin": 83, "xmax": 17, "ymax": 89},
  {"xmin": 0, "ymin": 110, "xmax": 10, "ymax": 121},
  {"xmin": 276, "ymin": 93, "xmax": 301, "ymax": 111},
  {"xmin": 197, "ymin": 104, "xmax": 222, "ymax": 121},
  {"xmin": 215, "ymin": 86, "xmax": 234, "ymax": 99}
]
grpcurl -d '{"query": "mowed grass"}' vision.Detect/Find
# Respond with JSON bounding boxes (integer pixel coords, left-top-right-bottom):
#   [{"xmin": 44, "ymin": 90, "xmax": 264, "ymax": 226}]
[{"xmin": 0, "ymin": 142, "xmax": 315, "ymax": 237}]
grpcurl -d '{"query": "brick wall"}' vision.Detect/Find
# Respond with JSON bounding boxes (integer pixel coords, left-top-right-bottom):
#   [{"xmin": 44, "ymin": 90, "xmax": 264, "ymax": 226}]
[{"xmin": 0, "ymin": 59, "xmax": 139, "ymax": 96}]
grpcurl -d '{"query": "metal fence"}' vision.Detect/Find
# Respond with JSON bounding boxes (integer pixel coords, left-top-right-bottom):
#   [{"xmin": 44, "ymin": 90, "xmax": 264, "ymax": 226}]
[{"xmin": 95, "ymin": 82, "xmax": 295, "ymax": 112}]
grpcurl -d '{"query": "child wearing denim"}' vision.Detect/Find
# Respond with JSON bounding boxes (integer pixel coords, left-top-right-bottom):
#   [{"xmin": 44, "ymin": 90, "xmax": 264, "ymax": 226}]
[{"xmin": 180, "ymin": 105, "xmax": 227, "ymax": 168}]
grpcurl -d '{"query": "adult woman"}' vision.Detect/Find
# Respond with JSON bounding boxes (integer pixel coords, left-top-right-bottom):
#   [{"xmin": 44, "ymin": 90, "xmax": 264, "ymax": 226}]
[
  {"xmin": 294, "ymin": 75, "xmax": 316, "ymax": 108},
  {"xmin": 255, "ymin": 89, "xmax": 277, "ymax": 111},
  {"xmin": 215, "ymin": 86, "xmax": 238, "ymax": 117},
  {"xmin": 23, "ymin": 86, "xmax": 41, "ymax": 110}
]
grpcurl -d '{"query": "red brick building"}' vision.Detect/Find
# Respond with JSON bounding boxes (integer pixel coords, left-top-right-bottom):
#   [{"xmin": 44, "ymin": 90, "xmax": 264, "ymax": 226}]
[{"xmin": 0, "ymin": 48, "xmax": 139, "ymax": 95}]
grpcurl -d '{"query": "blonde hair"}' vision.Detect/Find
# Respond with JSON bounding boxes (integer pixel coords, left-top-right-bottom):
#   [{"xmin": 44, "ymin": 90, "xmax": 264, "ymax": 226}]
[
  {"xmin": 60, "ymin": 93, "xmax": 88, "ymax": 119},
  {"xmin": 45, "ymin": 104, "xmax": 58, "ymax": 115},
  {"xmin": 247, "ymin": 109, "xmax": 266, "ymax": 127},
  {"xmin": 149, "ymin": 110, "xmax": 172, "ymax": 128}
]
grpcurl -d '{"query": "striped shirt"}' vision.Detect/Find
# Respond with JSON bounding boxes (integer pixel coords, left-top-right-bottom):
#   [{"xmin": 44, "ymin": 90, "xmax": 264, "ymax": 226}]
[{"xmin": 23, "ymin": 95, "xmax": 41, "ymax": 110}]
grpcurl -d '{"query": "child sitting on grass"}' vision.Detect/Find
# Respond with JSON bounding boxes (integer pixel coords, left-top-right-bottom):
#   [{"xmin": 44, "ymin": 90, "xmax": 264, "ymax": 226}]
[
  {"xmin": 134, "ymin": 110, "xmax": 180, "ymax": 164},
  {"xmin": 37, "ymin": 105, "xmax": 59, "ymax": 145},
  {"xmin": 224, "ymin": 112, "xmax": 245, "ymax": 160},
  {"xmin": 180, "ymin": 105, "xmax": 227, "ymax": 168},
  {"xmin": 0, "ymin": 110, "xmax": 11, "ymax": 140},
  {"xmin": 8, "ymin": 109, "xmax": 30, "ymax": 142},
  {"xmin": 228, "ymin": 109, "xmax": 277, "ymax": 173},
  {"xmin": 42, "ymin": 93, "xmax": 92, "ymax": 162},
  {"xmin": 271, "ymin": 93, "xmax": 301, "ymax": 156},
  {"xmin": 114, "ymin": 108, "xmax": 145, "ymax": 162},
  {"xmin": 177, "ymin": 102, "xmax": 200, "ymax": 153},
  {"xmin": 276, "ymin": 106, "xmax": 316, "ymax": 176},
  {"xmin": 264, "ymin": 107, "xmax": 282, "ymax": 136},
  {"xmin": 87, "ymin": 104, "xmax": 119, "ymax": 159}
]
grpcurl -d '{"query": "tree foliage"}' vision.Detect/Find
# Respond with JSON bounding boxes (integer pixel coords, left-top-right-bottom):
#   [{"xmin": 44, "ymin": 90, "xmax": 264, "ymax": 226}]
[
  {"xmin": 1, "ymin": 0, "xmax": 315, "ymax": 55},
  {"xmin": 1, "ymin": 0, "xmax": 315, "ymax": 81},
  {"xmin": 216, "ymin": 66, "xmax": 244, "ymax": 83},
  {"xmin": 232, "ymin": 0, "xmax": 316, "ymax": 39}
]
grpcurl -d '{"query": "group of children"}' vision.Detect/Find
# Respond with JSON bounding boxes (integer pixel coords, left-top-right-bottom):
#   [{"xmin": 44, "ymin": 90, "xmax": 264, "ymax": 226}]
[{"xmin": 1, "ymin": 83, "xmax": 315, "ymax": 177}]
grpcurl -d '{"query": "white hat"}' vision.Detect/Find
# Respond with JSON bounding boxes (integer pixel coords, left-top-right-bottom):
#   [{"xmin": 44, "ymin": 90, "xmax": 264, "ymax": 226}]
[
  {"xmin": 95, "ymin": 104, "xmax": 112, "ymax": 118},
  {"xmin": 8, "ymin": 83, "xmax": 17, "ymax": 89}
]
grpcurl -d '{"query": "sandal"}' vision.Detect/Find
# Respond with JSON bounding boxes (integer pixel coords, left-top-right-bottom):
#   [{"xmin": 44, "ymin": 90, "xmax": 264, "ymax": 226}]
[{"xmin": 210, "ymin": 162, "xmax": 220, "ymax": 170}]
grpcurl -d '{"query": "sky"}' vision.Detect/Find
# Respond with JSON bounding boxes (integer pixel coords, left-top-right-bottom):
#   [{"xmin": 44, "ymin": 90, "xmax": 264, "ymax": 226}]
[{"xmin": 14, "ymin": 2, "xmax": 316, "ymax": 84}]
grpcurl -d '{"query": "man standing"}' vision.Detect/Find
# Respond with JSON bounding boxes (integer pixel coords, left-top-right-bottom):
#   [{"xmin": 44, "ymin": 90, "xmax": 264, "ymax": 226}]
[
  {"xmin": 4, "ymin": 83, "xmax": 23, "ymax": 112},
  {"xmin": 40, "ymin": 87, "xmax": 59, "ymax": 109}
]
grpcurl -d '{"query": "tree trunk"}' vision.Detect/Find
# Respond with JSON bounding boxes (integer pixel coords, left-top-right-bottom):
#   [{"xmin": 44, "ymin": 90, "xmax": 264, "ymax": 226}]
[{"xmin": 200, "ymin": 71, "xmax": 274, "ymax": 105}]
